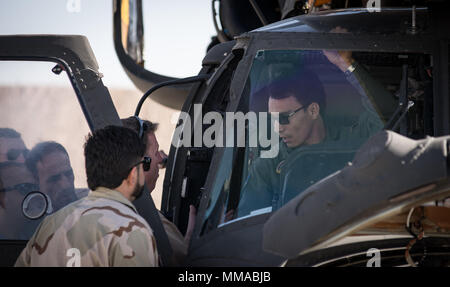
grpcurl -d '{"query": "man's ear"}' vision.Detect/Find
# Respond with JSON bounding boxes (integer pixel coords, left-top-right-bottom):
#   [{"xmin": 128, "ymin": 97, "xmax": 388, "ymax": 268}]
[
  {"xmin": 308, "ymin": 103, "xmax": 320, "ymax": 119},
  {"xmin": 125, "ymin": 166, "xmax": 138, "ymax": 187}
]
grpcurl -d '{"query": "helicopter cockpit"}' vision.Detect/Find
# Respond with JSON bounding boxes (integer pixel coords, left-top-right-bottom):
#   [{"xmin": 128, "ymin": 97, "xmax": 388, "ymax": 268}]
[{"xmin": 200, "ymin": 47, "xmax": 433, "ymax": 232}]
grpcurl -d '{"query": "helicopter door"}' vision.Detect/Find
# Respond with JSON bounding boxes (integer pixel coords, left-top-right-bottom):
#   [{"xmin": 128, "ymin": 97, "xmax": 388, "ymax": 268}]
[{"xmin": 0, "ymin": 61, "xmax": 92, "ymax": 266}]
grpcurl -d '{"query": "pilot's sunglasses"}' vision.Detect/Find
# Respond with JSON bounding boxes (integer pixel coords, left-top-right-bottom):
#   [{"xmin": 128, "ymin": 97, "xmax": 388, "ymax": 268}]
[
  {"xmin": 6, "ymin": 149, "xmax": 29, "ymax": 161},
  {"xmin": 278, "ymin": 105, "xmax": 307, "ymax": 125},
  {"xmin": 0, "ymin": 183, "xmax": 39, "ymax": 196}
]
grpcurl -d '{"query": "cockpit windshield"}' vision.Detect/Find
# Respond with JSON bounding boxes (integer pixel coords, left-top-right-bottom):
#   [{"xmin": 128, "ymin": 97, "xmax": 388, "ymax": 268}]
[{"xmin": 201, "ymin": 49, "xmax": 433, "ymax": 233}]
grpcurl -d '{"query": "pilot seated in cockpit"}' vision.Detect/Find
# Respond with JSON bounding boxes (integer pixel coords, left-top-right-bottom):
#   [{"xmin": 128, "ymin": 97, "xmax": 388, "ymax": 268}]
[{"xmin": 236, "ymin": 51, "xmax": 397, "ymax": 218}]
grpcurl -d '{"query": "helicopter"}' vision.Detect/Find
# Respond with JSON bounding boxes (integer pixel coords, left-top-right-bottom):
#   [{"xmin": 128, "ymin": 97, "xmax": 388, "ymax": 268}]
[
  {"xmin": 117, "ymin": 0, "xmax": 450, "ymax": 266},
  {"xmin": 0, "ymin": 0, "xmax": 449, "ymax": 267}
]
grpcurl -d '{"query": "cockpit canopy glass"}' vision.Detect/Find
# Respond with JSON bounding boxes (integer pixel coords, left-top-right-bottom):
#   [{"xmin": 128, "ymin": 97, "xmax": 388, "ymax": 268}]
[
  {"xmin": 0, "ymin": 61, "xmax": 90, "ymax": 240},
  {"xmin": 201, "ymin": 49, "xmax": 432, "ymax": 233}
]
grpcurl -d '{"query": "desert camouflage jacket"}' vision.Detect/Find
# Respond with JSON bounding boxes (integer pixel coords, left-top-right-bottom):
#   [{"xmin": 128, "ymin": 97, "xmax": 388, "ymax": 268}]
[{"xmin": 15, "ymin": 187, "xmax": 159, "ymax": 267}]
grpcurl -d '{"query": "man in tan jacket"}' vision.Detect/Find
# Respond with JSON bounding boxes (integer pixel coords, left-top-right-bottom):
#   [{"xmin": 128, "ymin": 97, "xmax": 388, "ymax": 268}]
[
  {"xmin": 15, "ymin": 126, "xmax": 159, "ymax": 267},
  {"xmin": 121, "ymin": 116, "xmax": 196, "ymax": 265}
]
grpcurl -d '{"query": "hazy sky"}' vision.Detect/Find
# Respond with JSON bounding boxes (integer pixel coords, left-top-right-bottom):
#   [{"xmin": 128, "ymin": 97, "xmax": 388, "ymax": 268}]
[{"xmin": 0, "ymin": 0, "xmax": 216, "ymax": 89}]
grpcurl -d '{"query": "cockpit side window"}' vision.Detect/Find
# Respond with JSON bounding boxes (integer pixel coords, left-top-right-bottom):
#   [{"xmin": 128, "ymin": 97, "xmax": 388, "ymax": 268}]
[
  {"xmin": 0, "ymin": 61, "xmax": 90, "ymax": 240},
  {"xmin": 200, "ymin": 49, "xmax": 433, "ymax": 234}
]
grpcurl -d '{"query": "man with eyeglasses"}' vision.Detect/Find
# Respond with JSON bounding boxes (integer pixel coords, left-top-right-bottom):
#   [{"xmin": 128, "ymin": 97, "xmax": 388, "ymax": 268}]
[
  {"xmin": 236, "ymin": 60, "xmax": 392, "ymax": 218},
  {"xmin": 26, "ymin": 141, "xmax": 78, "ymax": 212},
  {"xmin": 0, "ymin": 128, "xmax": 28, "ymax": 163},
  {"xmin": 0, "ymin": 162, "xmax": 40, "ymax": 240},
  {"xmin": 121, "ymin": 116, "xmax": 196, "ymax": 265},
  {"xmin": 16, "ymin": 126, "xmax": 159, "ymax": 266},
  {"xmin": 236, "ymin": 70, "xmax": 332, "ymax": 217}
]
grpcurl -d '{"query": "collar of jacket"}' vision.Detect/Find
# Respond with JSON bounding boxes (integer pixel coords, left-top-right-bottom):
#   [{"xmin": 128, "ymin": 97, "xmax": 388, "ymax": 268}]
[{"xmin": 88, "ymin": 187, "xmax": 138, "ymax": 214}]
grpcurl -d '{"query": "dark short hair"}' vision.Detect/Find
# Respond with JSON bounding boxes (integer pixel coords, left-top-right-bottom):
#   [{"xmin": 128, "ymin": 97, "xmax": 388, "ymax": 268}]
[
  {"xmin": 0, "ymin": 128, "xmax": 21, "ymax": 139},
  {"xmin": 121, "ymin": 116, "xmax": 158, "ymax": 147},
  {"xmin": 84, "ymin": 125, "xmax": 145, "ymax": 190},
  {"xmin": 26, "ymin": 141, "xmax": 69, "ymax": 180},
  {"xmin": 268, "ymin": 68, "xmax": 327, "ymax": 113}
]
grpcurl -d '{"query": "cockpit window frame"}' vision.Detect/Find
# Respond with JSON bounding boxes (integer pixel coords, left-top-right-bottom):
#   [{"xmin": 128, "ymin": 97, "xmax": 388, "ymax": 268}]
[{"xmin": 0, "ymin": 35, "xmax": 122, "ymax": 131}]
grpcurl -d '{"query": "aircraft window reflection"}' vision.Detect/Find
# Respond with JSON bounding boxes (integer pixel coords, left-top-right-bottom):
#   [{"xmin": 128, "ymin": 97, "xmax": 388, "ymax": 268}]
[
  {"xmin": 0, "ymin": 162, "xmax": 40, "ymax": 239},
  {"xmin": 202, "ymin": 49, "xmax": 433, "ymax": 233},
  {"xmin": 0, "ymin": 61, "xmax": 90, "ymax": 240}
]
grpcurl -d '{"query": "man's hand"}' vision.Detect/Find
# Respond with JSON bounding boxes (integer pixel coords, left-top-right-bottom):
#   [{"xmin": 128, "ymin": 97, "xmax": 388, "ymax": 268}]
[
  {"xmin": 323, "ymin": 50, "xmax": 354, "ymax": 72},
  {"xmin": 158, "ymin": 150, "xmax": 168, "ymax": 169}
]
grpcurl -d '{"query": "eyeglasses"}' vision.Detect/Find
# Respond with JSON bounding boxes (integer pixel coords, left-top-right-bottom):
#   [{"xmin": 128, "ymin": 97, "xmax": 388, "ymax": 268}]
[
  {"xmin": 132, "ymin": 156, "xmax": 152, "ymax": 172},
  {"xmin": 2, "ymin": 149, "xmax": 29, "ymax": 161},
  {"xmin": 133, "ymin": 116, "xmax": 148, "ymax": 140},
  {"xmin": 123, "ymin": 156, "xmax": 151, "ymax": 181},
  {"xmin": 277, "ymin": 105, "xmax": 308, "ymax": 125},
  {"xmin": 0, "ymin": 183, "xmax": 39, "ymax": 196}
]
